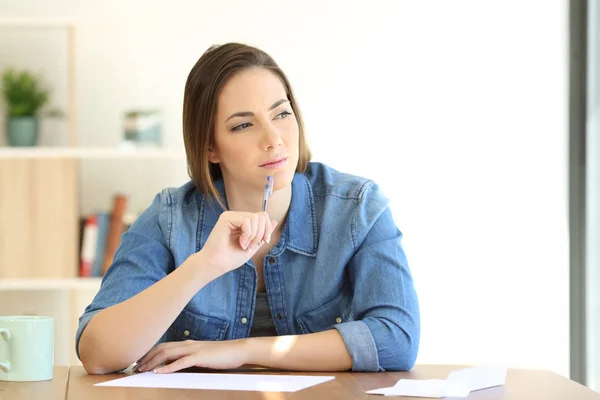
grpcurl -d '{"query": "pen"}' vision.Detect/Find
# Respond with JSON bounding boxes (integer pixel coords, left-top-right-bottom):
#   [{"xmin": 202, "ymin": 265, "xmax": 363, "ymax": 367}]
[{"xmin": 262, "ymin": 176, "xmax": 274, "ymax": 212}]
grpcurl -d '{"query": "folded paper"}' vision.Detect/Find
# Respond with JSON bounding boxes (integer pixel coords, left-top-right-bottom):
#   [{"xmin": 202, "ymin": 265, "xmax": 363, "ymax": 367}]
[{"xmin": 366, "ymin": 365, "xmax": 507, "ymax": 398}]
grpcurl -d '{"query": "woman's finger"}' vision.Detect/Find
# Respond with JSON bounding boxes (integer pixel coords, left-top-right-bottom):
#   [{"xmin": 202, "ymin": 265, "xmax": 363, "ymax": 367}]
[
  {"xmin": 238, "ymin": 217, "xmax": 252, "ymax": 250},
  {"xmin": 140, "ymin": 341, "xmax": 197, "ymax": 372},
  {"xmin": 251, "ymin": 213, "xmax": 267, "ymax": 249},
  {"xmin": 136, "ymin": 341, "xmax": 183, "ymax": 370},
  {"xmin": 263, "ymin": 215, "xmax": 273, "ymax": 244},
  {"xmin": 245, "ymin": 214, "xmax": 259, "ymax": 249},
  {"xmin": 155, "ymin": 353, "xmax": 199, "ymax": 374}
]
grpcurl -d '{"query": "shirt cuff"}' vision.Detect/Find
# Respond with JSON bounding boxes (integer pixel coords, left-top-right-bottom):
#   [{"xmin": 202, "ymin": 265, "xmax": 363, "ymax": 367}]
[{"xmin": 334, "ymin": 320, "xmax": 382, "ymax": 372}]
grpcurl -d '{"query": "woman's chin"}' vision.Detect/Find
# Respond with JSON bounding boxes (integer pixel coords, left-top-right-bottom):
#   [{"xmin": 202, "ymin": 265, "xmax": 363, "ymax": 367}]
[{"xmin": 269, "ymin": 168, "xmax": 294, "ymax": 189}]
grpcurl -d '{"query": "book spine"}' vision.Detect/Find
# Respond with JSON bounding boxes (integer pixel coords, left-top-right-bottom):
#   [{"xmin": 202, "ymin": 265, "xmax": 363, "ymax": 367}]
[
  {"xmin": 79, "ymin": 215, "xmax": 98, "ymax": 278},
  {"xmin": 101, "ymin": 194, "xmax": 128, "ymax": 275},
  {"xmin": 92, "ymin": 213, "xmax": 109, "ymax": 277}
]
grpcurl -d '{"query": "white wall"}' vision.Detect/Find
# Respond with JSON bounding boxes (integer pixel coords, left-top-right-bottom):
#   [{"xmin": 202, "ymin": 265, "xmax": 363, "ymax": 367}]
[{"xmin": 1, "ymin": 0, "xmax": 570, "ymax": 376}]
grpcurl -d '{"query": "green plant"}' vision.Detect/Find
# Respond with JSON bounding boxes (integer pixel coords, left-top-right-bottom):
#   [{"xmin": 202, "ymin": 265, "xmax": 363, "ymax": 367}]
[{"xmin": 1, "ymin": 69, "xmax": 50, "ymax": 117}]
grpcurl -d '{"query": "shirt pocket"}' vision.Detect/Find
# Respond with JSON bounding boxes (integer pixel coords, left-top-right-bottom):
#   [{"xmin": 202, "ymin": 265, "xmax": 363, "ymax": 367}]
[
  {"xmin": 168, "ymin": 307, "xmax": 229, "ymax": 341},
  {"xmin": 296, "ymin": 290, "xmax": 354, "ymax": 334}
]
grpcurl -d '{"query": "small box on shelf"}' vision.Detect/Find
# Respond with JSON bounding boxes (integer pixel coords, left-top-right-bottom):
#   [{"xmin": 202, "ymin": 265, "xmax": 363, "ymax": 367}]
[{"xmin": 122, "ymin": 109, "xmax": 162, "ymax": 149}]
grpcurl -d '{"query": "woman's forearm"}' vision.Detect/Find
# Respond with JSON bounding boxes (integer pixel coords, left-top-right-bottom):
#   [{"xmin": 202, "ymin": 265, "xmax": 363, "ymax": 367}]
[
  {"xmin": 79, "ymin": 252, "xmax": 219, "ymax": 374},
  {"xmin": 244, "ymin": 330, "xmax": 352, "ymax": 371}
]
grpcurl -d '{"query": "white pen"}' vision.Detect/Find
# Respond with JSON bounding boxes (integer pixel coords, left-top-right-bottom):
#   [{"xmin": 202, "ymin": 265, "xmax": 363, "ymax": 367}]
[{"xmin": 262, "ymin": 176, "xmax": 274, "ymax": 212}]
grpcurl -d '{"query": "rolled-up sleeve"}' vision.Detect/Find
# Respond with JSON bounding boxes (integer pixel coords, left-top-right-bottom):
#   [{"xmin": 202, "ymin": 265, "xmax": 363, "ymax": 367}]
[
  {"xmin": 75, "ymin": 192, "xmax": 174, "ymax": 360},
  {"xmin": 334, "ymin": 182, "xmax": 420, "ymax": 372}
]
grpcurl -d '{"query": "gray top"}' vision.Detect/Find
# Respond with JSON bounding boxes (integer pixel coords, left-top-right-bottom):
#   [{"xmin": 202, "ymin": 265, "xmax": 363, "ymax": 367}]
[{"xmin": 249, "ymin": 292, "xmax": 278, "ymax": 337}]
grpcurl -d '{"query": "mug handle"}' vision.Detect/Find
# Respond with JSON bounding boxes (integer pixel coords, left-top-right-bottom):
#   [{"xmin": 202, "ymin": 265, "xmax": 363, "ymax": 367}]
[{"xmin": 0, "ymin": 328, "xmax": 11, "ymax": 373}]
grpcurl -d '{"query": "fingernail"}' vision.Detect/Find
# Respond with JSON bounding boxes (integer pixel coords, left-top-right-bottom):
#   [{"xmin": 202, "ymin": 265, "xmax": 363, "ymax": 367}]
[
  {"xmin": 154, "ymin": 367, "xmax": 162, "ymax": 374},
  {"xmin": 266, "ymin": 236, "xmax": 271, "ymax": 244},
  {"xmin": 243, "ymin": 241, "xmax": 249, "ymax": 250}
]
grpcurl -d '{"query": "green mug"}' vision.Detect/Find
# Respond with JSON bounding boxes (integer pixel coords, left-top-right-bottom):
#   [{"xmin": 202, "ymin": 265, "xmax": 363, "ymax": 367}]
[{"xmin": 0, "ymin": 316, "xmax": 54, "ymax": 381}]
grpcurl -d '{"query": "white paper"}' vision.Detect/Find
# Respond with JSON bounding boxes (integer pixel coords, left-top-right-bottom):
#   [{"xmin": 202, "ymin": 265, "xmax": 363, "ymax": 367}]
[
  {"xmin": 95, "ymin": 371, "xmax": 335, "ymax": 392},
  {"xmin": 366, "ymin": 365, "xmax": 507, "ymax": 398}
]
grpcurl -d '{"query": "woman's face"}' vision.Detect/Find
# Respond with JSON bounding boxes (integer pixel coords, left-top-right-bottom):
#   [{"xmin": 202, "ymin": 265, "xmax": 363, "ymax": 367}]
[{"xmin": 211, "ymin": 67, "xmax": 300, "ymax": 193}]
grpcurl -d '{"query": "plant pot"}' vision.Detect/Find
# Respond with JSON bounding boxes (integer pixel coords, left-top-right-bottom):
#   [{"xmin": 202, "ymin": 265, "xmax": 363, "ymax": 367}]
[{"xmin": 6, "ymin": 117, "xmax": 39, "ymax": 147}]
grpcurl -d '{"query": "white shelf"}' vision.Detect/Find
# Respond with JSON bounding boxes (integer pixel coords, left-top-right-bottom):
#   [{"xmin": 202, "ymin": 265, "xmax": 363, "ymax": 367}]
[
  {"xmin": 0, "ymin": 18, "xmax": 80, "ymax": 27},
  {"xmin": 0, "ymin": 147, "xmax": 186, "ymax": 160},
  {"xmin": 0, "ymin": 278, "xmax": 102, "ymax": 291}
]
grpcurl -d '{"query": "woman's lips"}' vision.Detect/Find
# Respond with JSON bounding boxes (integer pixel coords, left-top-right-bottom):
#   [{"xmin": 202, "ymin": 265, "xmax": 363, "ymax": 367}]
[{"xmin": 260, "ymin": 157, "xmax": 287, "ymax": 169}]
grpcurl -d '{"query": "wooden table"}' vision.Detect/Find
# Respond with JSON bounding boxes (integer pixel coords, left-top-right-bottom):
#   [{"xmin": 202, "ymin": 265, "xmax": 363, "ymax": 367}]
[
  {"xmin": 0, "ymin": 366, "xmax": 69, "ymax": 400},
  {"xmin": 1, "ymin": 365, "xmax": 599, "ymax": 399},
  {"xmin": 65, "ymin": 365, "xmax": 600, "ymax": 399}
]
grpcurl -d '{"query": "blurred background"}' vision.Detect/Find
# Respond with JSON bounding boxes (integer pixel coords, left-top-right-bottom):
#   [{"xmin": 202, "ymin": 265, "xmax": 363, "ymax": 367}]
[{"xmin": 0, "ymin": 0, "xmax": 598, "ymax": 391}]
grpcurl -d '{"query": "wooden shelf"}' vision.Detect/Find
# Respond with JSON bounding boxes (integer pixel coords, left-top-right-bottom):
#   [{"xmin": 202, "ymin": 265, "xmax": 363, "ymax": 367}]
[
  {"xmin": 0, "ymin": 278, "xmax": 102, "ymax": 291},
  {"xmin": 0, "ymin": 147, "xmax": 186, "ymax": 160}
]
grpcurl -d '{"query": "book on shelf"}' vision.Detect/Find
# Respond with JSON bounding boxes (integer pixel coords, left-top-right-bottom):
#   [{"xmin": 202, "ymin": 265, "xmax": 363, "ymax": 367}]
[
  {"xmin": 79, "ymin": 214, "xmax": 98, "ymax": 278},
  {"xmin": 79, "ymin": 194, "xmax": 137, "ymax": 278},
  {"xmin": 101, "ymin": 194, "xmax": 128, "ymax": 275}
]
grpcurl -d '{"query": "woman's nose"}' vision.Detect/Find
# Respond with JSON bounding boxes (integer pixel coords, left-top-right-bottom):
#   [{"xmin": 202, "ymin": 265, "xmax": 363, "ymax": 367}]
[{"xmin": 261, "ymin": 123, "xmax": 283, "ymax": 150}]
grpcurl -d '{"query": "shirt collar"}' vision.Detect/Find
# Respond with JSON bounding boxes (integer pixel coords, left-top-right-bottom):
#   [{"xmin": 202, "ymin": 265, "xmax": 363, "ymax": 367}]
[{"xmin": 198, "ymin": 172, "xmax": 318, "ymax": 257}]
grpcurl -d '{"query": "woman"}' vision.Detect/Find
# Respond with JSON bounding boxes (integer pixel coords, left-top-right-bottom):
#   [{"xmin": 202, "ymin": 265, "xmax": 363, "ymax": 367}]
[{"xmin": 77, "ymin": 43, "xmax": 420, "ymax": 375}]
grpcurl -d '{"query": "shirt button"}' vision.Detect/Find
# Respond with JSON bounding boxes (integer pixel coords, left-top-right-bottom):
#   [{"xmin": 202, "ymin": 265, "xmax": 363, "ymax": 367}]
[
  {"xmin": 268, "ymin": 257, "xmax": 276, "ymax": 264},
  {"xmin": 276, "ymin": 314, "xmax": 283, "ymax": 320},
  {"xmin": 335, "ymin": 317, "xmax": 342, "ymax": 324},
  {"xmin": 183, "ymin": 330, "xmax": 190, "ymax": 337},
  {"xmin": 241, "ymin": 317, "xmax": 248, "ymax": 324}
]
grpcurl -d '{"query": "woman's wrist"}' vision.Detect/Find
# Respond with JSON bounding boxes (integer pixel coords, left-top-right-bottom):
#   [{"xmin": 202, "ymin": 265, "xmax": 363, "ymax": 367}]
[
  {"xmin": 239, "ymin": 337, "xmax": 263, "ymax": 366},
  {"xmin": 184, "ymin": 251, "xmax": 223, "ymax": 285}
]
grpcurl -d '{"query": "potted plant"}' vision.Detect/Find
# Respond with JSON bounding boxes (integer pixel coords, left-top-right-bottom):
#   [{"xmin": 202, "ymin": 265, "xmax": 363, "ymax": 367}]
[{"xmin": 1, "ymin": 69, "xmax": 53, "ymax": 147}]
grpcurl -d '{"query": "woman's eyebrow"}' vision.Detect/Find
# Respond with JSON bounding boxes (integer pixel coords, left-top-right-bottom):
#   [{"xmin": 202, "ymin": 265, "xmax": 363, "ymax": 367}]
[{"xmin": 225, "ymin": 99, "xmax": 289, "ymax": 122}]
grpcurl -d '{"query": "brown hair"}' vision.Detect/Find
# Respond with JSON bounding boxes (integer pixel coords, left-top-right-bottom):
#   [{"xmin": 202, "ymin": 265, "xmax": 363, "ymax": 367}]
[{"xmin": 182, "ymin": 43, "xmax": 311, "ymax": 208}]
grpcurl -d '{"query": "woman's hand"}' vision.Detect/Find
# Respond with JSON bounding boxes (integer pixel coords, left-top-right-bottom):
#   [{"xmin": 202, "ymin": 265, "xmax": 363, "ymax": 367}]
[
  {"xmin": 197, "ymin": 211, "xmax": 277, "ymax": 276},
  {"xmin": 134, "ymin": 340, "xmax": 247, "ymax": 373}
]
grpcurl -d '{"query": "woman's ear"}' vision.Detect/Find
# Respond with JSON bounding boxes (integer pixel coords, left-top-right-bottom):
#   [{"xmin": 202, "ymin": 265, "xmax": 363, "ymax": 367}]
[{"xmin": 208, "ymin": 148, "xmax": 220, "ymax": 164}]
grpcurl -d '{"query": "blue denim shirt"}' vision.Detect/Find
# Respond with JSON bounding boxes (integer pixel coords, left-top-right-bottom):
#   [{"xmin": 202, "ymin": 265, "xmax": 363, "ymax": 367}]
[{"xmin": 76, "ymin": 162, "xmax": 420, "ymax": 371}]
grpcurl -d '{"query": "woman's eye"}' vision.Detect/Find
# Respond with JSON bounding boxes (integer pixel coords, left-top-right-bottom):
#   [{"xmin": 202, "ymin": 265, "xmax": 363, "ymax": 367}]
[
  {"xmin": 232, "ymin": 122, "xmax": 252, "ymax": 132},
  {"xmin": 275, "ymin": 111, "xmax": 292, "ymax": 119}
]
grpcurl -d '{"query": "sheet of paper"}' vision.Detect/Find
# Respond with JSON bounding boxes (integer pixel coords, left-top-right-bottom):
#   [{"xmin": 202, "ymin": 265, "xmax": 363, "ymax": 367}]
[
  {"xmin": 367, "ymin": 379, "xmax": 466, "ymax": 398},
  {"xmin": 446, "ymin": 365, "xmax": 507, "ymax": 392},
  {"xmin": 366, "ymin": 365, "xmax": 507, "ymax": 398},
  {"xmin": 95, "ymin": 372, "xmax": 335, "ymax": 392}
]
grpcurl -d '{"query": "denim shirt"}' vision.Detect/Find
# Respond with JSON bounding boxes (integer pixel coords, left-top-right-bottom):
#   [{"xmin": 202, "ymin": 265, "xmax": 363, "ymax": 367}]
[{"xmin": 76, "ymin": 162, "xmax": 420, "ymax": 371}]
